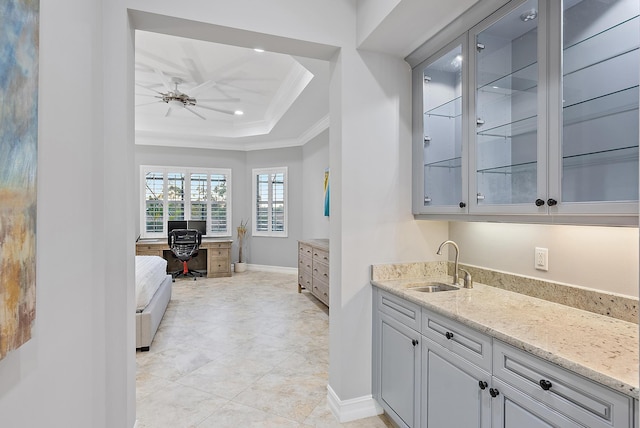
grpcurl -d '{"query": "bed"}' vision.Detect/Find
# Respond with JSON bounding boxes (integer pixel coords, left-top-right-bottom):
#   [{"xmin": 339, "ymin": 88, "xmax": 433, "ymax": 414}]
[{"xmin": 135, "ymin": 255, "xmax": 172, "ymax": 351}]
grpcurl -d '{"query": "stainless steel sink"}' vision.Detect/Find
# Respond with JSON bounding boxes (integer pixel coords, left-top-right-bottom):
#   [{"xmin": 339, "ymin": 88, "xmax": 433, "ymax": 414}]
[{"xmin": 407, "ymin": 282, "xmax": 459, "ymax": 293}]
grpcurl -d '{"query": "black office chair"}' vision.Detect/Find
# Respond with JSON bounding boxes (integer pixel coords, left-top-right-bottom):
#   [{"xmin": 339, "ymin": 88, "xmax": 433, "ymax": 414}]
[{"xmin": 168, "ymin": 229, "xmax": 204, "ymax": 281}]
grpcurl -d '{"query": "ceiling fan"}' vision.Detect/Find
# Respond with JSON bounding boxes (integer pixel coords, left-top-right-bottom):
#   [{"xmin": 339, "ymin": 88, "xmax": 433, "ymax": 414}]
[{"xmin": 136, "ymin": 69, "xmax": 238, "ymax": 120}]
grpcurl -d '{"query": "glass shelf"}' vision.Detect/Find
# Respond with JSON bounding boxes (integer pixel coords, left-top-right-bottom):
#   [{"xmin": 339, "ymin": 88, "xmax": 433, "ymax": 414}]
[
  {"xmin": 477, "ymin": 61, "xmax": 538, "ymax": 95},
  {"xmin": 563, "ymin": 85, "xmax": 638, "ymax": 127},
  {"xmin": 477, "ymin": 160, "xmax": 537, "ymax": 175},
  {"xmin": 425, "ymin": 96, "xmax": 462, "ymax": 119},
  {"xmin": 564, "ymin": 16, "xmax": 639, "ymax": 75},
  {"xmin": 563, "ymin": 145, "xmax": 638, "ymax": 169},
  {"xmin": 476, "ymin": 115, "xmax": 537, "ymax": 139},
  {"xmin": 425, "ymin": 157, "xmax": 462, "ymax": 169}
]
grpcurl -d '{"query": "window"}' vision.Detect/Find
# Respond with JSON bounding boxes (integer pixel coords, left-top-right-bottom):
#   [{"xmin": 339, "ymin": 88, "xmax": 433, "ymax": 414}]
[
  {"xmin": 140, "ymin": 166, "xmax": 231, "ymax": 237},
  {"xmin": 252, "ymin": 167, "xmax": 287, "ymax": 237}
]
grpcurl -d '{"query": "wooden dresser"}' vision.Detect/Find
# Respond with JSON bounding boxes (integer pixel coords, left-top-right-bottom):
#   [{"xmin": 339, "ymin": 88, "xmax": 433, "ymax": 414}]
[
  {"xmin": 298, "ymin": 239, "xmax": 329, "ymax": 307},
  {"xmin": 136, "ymin": 239, "xmax": 232, "ymax": 278}
]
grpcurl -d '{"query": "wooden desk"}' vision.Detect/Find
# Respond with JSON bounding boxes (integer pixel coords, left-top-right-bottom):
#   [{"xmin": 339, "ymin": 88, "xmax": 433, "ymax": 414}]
[{"xmin": 136, "ymin": 239, "xmax": 233, "ymax": 278}]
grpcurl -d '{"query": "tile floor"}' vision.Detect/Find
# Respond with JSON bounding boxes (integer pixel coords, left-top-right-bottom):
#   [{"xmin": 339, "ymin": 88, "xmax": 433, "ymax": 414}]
[{"xmin": 136, "ymin": 270, "xmax": 393, "ymax": 428}]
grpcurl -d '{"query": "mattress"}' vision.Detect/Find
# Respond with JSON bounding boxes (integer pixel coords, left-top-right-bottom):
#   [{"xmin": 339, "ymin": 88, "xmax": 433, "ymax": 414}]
[{"xmin": 135, "ymin": 255, "xmax": 168, "ymax": 311}]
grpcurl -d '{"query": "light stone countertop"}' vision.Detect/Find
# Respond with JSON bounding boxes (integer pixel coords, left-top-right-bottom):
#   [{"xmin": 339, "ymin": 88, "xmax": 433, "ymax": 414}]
[{"xmin": 371, "ymin": 276, "xmax": 639, "ymax": 399}]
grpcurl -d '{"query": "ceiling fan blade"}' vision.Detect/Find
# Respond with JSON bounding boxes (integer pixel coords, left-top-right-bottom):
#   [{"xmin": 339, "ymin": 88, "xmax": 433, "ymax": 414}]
[
  {"xmin": 189, "ymin": 80, "xmax": 216, "ymax": 97},
  {"xmin": 135, "ymin": 83, "xmax": 164, "ymax": 95},
  {"xmin": 136, "ymin": 100, "xmax": 161, "ymax": 107},
  {"xmin": 185, "ymin": 107, "xmax": 206, "ymax": 120},
  {"xmin": 164, "ymin": 106, "xmax": 172, "ymax": 117},
  {"xmin": 197, "ymin": 105, "xmax": 236, "ymax": 115},
  {"xmin": 135, "ymin": 93, "xmax": 160, "ymax": 98},
  {"xmin": 197, "ymin": 97, "xmax": 241, "ymax": 102},
  {"xmin": 182, "ymin": 57, "xmax": 205, "ymax": 85},
  {"xmin": 155, "ymin": 69, "xmax": 173, "ymax": 92}
]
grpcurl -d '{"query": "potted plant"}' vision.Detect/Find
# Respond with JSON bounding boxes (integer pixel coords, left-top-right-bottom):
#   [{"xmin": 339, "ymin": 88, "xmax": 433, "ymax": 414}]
[{"xmin": 235, "ymin": 219, "xmax": 249, "ymax": 272}]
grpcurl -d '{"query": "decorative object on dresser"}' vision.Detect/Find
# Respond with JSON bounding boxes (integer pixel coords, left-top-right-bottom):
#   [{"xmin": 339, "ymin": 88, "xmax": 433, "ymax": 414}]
[
  {"xmin": 235, "ymin": 219, "xmax": 248, "ymax": 273},
  {"xmin": 298, "ymin": 239, "xmax": 329, "ymax": 307}
]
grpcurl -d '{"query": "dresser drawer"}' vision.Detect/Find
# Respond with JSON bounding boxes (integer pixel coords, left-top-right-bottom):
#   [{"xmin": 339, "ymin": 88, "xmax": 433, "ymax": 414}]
[
  {"xmin": 298, "ymin": 253, "xmax": 312, "ymax": 275},
  {"xmin": 493, "ymin": 341, "xmax": 632, "ymax": 428},
  {"xmin": 312, "ymin": 247, "xmax": 329, "ymax": 264},
  {"xmin": 312, "ymin": 280, "xmax": 329, "ymax": 306},
  {"xmin": 298, "ymin": 243, "xmax": 313, "ymax": 258},
  {"xmin": 377, "ymin": 289, "xmax": 421, "ymax": 332},
  {"xmin": 312, "ymin": 261, "xmax": 329, "ymax": 282},
  {"xmin": 422, "ymin": 309, "xmax": 492, "ymax": 372}
]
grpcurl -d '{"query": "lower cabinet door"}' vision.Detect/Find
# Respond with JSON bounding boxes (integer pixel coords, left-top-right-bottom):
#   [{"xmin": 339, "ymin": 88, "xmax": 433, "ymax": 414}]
[
  {"xmin": 491, "ymin": 379, "xmax": 583, "ymax": 428},
  {"xmin": 379, "ymin": 313, "xmax": 421, "ymax": 428},
  {"xmin": 423, "ymin": 338, "xmax": 491, "ymax": 428}
]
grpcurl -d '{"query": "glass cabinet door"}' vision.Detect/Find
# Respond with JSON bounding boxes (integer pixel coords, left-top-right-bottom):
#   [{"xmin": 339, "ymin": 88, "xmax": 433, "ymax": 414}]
[
  {"xmin": 472, "ymin": 0, "xmax": 543, "ymax": 211},
  {"xmin": 419, "ymin": 41, "xmax": 466, "ymax": 211},
  {"xmin": 559, "ymin": 0, "xmax": 639, "ymax": 209}
]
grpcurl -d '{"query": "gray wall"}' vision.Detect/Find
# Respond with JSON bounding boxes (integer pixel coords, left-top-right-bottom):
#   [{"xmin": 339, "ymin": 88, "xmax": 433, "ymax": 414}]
[
  {"xmin": 245, "ymin": 146, "xmax": 303, "ymax": 268},
  {"xmin": 135, "ymin": 143, "xmax": 309, "ymax": 268}
]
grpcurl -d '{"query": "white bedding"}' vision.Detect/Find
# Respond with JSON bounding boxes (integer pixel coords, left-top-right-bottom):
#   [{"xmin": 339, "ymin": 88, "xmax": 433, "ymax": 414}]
[{"xmin": 135, "ymin": 256, "xmax": 168, "ymax": 311}]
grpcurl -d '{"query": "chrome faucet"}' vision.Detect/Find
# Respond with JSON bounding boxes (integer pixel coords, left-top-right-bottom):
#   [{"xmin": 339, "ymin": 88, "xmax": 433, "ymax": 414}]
[{"xmin": 436, "ymin": 240, "xmax": 473, "ymax": 289}]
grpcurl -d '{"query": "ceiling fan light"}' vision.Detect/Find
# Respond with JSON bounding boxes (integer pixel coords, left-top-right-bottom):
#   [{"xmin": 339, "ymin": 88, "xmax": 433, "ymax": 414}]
[{"xmin": 168, "ymin": 99, "xmax": 183, "ymax": 108}]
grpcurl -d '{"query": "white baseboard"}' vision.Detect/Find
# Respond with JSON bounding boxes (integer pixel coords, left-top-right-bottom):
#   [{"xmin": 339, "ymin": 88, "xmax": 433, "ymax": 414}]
[
  {"xmin": 232, "ymin": 263, "xmax": 297, "ymax": 274},
  {"xmin": 326, "ymin": 384, "xmax": 383, "ymax": 423}
]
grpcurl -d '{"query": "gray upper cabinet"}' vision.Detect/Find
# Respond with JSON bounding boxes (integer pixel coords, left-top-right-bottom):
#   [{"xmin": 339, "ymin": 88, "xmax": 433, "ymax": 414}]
[
  {"xmin": 469, "ymin": 0, "xmax": 546, "ymax": 214},
  {"xmin": 412, "ymin": 0, "xmax": 639, "ymax": 224},
  {"xmin": 550, "ymin": 0, "xmax": 639, "ymax": 215},
  {"xmin": 413, "ymin": 37, "xmax": 468, "ymax": 214}
]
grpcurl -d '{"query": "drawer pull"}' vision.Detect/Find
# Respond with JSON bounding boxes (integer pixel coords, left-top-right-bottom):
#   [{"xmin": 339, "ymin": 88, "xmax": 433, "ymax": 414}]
[
  {"xmin": 489, "ymin": 388, "xmax": 499, "ymax": 398},
  {"xmin": 445, "ymin": 331, "xmax": 454, "ymax": 340},
  {"xmin": 412, "ymin": 339, "xmax": 419, "ymax": 347},
  {"xmin": 539, "ymin": 379, "xmax": 553, "ymax": 391},
  {"xmin": 479, "ymin": 381, "xmax": 488, "ymax": 390}
]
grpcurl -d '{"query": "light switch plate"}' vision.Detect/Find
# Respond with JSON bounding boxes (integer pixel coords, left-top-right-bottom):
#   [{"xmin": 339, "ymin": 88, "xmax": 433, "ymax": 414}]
[{"xmin": 535, "ymin": 247, "xmax": 548, "ymax": 271}]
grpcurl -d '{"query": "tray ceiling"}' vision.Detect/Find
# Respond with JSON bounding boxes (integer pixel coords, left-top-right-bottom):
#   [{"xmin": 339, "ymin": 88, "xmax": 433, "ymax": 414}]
[{"xmin": 134, "ymin": 30, "xmax": 329, "ymax": 150}]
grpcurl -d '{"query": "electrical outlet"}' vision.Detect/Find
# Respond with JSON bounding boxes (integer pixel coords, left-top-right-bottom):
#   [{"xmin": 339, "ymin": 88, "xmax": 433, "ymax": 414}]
[{"xmin": 535, "ymin": 247, "xmax": 548, "ymax": 271}]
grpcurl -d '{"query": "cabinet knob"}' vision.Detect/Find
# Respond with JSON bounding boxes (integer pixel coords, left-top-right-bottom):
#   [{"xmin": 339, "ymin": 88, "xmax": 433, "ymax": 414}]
[
  {"xmin": 535, "ymin": 198, "xmax": 545, "ymax": 207},
  {"xmin": 539, "ymin": 379, "xmax": 552, "ymax": 391},
  {"xmin": 445, "ymin": 332, "xmax": 454, "ymax": 340},
  {"xmin": 489, "ymin": 388, "xmax": 500, "ymax": 398},
  {"xmin": 478, "ymin": 381, "xmax": 488, "ymax": 390},
  {"xmin": 547, "ymin": 198, "xmax": 558, "ymax": 206},
  {"xmin": 412, "ymin": 339, "xmax": 419, "ymax": 347},
  {"xmin": 459, "ymin": 202, "xmax": 466, "ymax": 208}
]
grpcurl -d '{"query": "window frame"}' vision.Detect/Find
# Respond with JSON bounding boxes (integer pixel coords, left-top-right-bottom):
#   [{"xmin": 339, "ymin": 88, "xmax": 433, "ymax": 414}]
[
  {"xmin": 139, "ymin": 166, "xmax": 232, "ymax": 238},
  {"xmin": 252, "ymin": 166, "xmax": 288, "ymax": 238}
]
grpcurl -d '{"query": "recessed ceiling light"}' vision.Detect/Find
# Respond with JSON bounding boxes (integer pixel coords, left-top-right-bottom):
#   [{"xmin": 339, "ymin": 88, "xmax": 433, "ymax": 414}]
[
  {"xmin": 253, "ymin": 48, "xmax": 265, "ymax": 53},
  {"xmin": 520, "ymin": 8, "xmax": 538, "ymax": 22},
  {"xmin": 234, "ymin": 110, "xmax": 244, "ymax": 116}
]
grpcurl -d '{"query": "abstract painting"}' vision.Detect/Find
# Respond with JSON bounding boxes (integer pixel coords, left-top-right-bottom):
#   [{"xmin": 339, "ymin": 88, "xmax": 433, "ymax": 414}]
[
  {"xmin": 0, "ymin": 0, "xmax": 39, "ymax": 361},
  {"xmin": 324, "ymin": 168, "xmax": 330, "ymax": 217}
]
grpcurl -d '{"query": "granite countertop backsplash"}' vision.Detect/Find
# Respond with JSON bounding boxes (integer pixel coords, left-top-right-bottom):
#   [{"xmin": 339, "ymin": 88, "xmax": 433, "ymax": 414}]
[{"xmin": 371, "ymin": 261, "xmax": 639, "ymax": 399}]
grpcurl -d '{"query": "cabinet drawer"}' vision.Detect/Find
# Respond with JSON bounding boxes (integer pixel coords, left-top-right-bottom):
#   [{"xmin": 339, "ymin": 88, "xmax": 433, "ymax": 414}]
[
  {"xmin": 422, "ymin": 310, "xmax": 492, "ymax": 372},
  {"xmin": 210, "ymin": 257, "xmax": 229, "ymax": 273},
  {"xmin": 312, "ymin": 247, "xmax": 329, "ymax": 264},
  {"xmin": 209, "ymin": 248, "xmax": 228, "ymax": 257},
  {"xmin": 137, "ymin": 249, "xmax": 162, "ymax": 257},
  {"xmin": 298, "ymin": 254, "xmax": 312, "ymax": 275},
  {"xmin": 493, "ymin": 341, "xmax": 632, "ymax": 428},
  {"xmin": 209, "ymin": 242, "xmax": 230, "ymax": 249},
  {"xmin": 312, "ymin": 261, "xmax": 329, "ymax": 282},
  {"xmin": 377, "ymin": 290, "xmax": 421, "ymax": 332},
  {"xmin": 313, "ymin": 281, "xmax": 330, "ymax": 305},
  {"xmin": 298, "ymin": 243, "xmax": 313, "ymax": 257}
]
